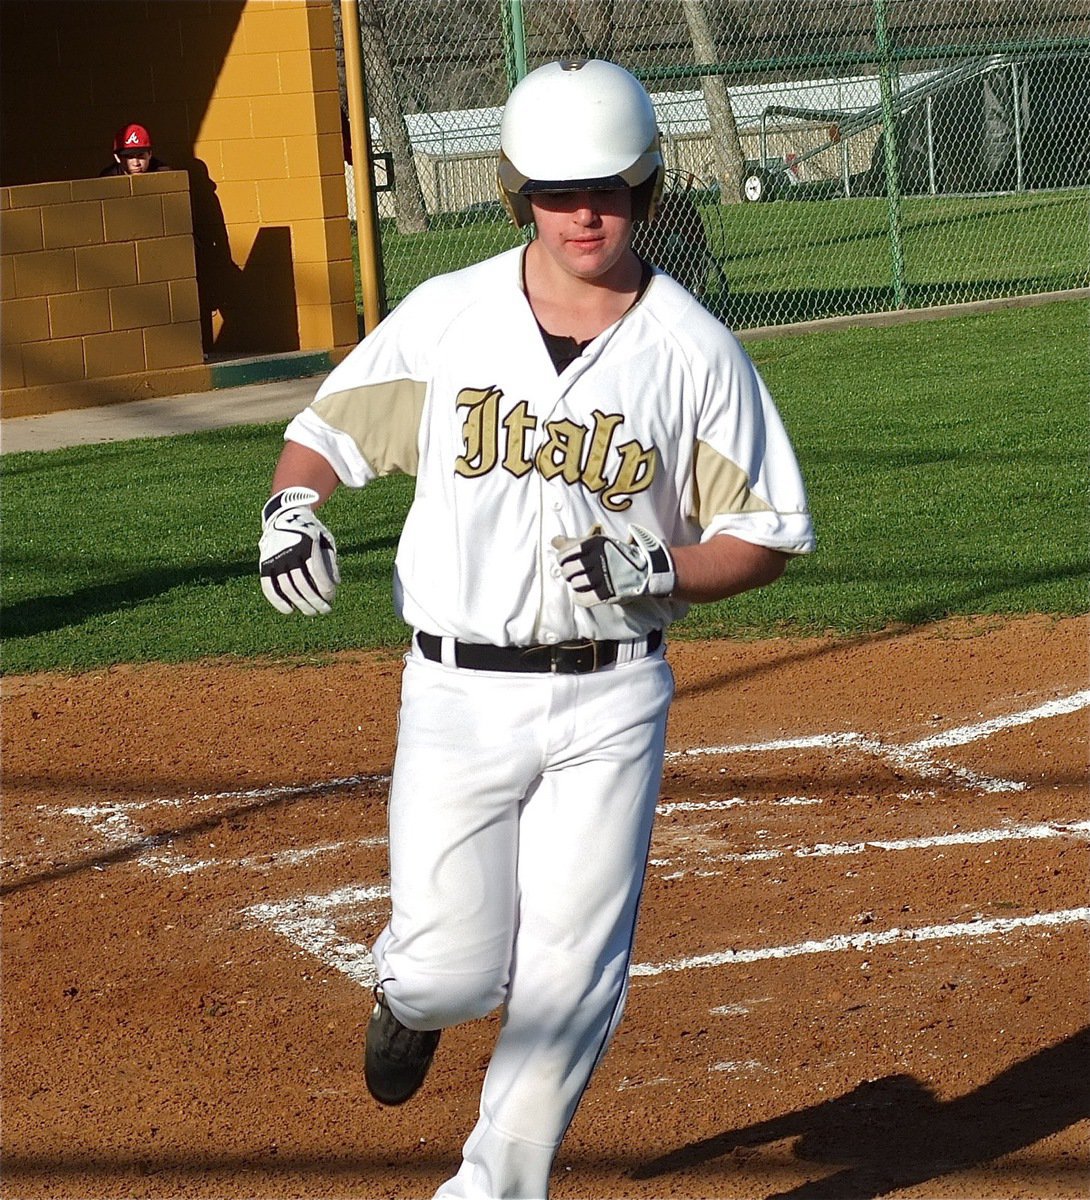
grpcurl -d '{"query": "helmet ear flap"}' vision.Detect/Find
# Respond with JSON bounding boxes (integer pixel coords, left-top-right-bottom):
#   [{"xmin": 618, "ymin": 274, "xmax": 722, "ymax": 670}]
[
  {"xmin": 631, "ymin": 175, "xmax": 658, "ymax": 224},
  {"xmin": 632, "ymin": 135, "xmax": 665, "ymax": 223},
  {"xmin": 497, "ymin": 150, "xmax": 534, "ymax": 227},
  {"xmin": 499, "ymin": 187, "xmax": 533, "ymax": 228}
]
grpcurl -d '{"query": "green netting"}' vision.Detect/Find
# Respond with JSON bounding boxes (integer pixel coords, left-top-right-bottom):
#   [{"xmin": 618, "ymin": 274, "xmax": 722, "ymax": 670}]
[{"xmin": 340, "ymin": 1, "xmax": 1090, "ymax": 328}]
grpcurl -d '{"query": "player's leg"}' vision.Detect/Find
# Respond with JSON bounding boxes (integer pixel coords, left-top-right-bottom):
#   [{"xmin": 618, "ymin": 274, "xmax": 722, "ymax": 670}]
[
  {"xmin": 434, "ymin": 652, "xmax": 673, "ymax": 1198},
  {"xmin": 370, "ymin": 653, "xmax": 546, "ymax": 1031}
]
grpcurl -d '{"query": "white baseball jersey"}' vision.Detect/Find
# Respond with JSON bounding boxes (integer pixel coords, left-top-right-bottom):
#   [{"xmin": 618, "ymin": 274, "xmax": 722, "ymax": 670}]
[{"xmin": 285, "ymin": 245, "xmax": 814, "ymax": 644}]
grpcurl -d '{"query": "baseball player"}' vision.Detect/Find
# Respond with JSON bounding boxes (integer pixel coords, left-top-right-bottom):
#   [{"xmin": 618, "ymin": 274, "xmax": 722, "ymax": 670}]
[{"xmin": 258, "ymin": 59, "xmax": 814, "ymax": 1200}]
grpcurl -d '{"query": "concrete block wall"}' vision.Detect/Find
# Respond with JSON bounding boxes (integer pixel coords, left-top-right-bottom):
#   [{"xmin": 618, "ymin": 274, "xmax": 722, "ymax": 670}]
[
  {"xmin": 0, "ymin": 1, "xmax": 358, "ymax": 415},
  {"xmin": 190, "ymin": 0, "xmax": 359, "ymax": 356},
  {"xmin": 1, "ymin": 171, "xmax": 209, "ymax": 417}
]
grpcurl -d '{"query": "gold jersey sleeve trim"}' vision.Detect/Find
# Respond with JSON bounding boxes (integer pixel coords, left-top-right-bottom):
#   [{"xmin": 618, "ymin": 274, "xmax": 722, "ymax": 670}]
[
  {"xmin": 313, "ymin": 379, "xmax": 426, "ymax": 477},
  {"xmin": 691, "ymin": 439, "xmax": 772, "ymax": 526}
]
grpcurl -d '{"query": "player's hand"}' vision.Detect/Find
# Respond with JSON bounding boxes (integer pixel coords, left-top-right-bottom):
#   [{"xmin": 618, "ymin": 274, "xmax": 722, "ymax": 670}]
[
  {"xmin": 259, "ymin": 487, "xmax": 340, "ymax": 616},
  {"xmin": 552, "ymin": 524, "xmax": 675, "ymax": 607}
]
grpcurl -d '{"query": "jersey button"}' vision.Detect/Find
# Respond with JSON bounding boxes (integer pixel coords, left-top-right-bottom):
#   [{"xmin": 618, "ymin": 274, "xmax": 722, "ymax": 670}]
[{"xmin": 543, "ymin": 632, "xmax": 559, "ymax": 644}]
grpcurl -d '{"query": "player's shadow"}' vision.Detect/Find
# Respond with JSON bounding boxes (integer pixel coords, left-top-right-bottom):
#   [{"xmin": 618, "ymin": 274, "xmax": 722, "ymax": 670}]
[{"xmin": 632, "ymin": 1026, "xmax": 1090, "ymax": 1199}]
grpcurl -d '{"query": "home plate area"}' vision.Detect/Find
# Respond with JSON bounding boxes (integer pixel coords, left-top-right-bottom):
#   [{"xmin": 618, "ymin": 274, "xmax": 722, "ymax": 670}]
[{"xmin": 2, "ymin": 615, "xmax": 1087, "ymax": 1199}]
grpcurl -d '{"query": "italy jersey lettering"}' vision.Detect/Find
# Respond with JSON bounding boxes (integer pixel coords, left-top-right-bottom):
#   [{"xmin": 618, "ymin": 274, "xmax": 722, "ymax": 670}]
[{"xmin": 454, "ymin": 385, "xmax": 656, "ymax": 512}]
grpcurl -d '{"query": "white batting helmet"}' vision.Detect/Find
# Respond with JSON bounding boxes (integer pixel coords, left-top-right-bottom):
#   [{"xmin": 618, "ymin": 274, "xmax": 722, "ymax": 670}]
[{"xmin": 497, "ymin": 58, "xmax": 664, "ymax": 227}]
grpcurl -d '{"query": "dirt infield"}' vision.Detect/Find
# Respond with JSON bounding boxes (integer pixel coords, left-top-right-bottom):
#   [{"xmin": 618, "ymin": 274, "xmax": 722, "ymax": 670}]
[{"xmin": 3, "ymin": 614, "xmax": 1087, "ymax": 1200}]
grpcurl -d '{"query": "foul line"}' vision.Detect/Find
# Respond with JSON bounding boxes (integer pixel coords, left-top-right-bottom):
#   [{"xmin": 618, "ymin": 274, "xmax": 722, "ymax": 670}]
[
  {"xmin": 654, "ymin": 819, "xmax": 1090, "ymax": 876},
  {"xmin": 665, "ymin": 689, "xmax": 1090, "ymax": 794},
  {"xmin": 910, "ymin": 689, "xmax": 1090, "ymax": 751},
  {"xmin": 630, "ymin": 907, "xmax": 1090, "ymax": 976},
  {"xmin": 241, "ymin": 899, "xmax": 1090, "ymax": 991}
]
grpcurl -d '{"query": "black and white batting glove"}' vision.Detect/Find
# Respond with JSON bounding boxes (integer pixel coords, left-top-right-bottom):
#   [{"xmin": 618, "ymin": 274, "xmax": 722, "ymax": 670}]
[
  {"xmin": 552, "ymin": 524, "xmax": 676, "ymax": 607},
  {"xmin": 259, "ymin": 487, "xmax": 340, "ymax": 616}
]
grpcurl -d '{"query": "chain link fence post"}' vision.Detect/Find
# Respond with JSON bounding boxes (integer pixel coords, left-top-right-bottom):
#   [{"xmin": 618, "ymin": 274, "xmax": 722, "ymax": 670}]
[{"xmin": 875, "ymin": 0, "xmax": 907, "ymax": 309}]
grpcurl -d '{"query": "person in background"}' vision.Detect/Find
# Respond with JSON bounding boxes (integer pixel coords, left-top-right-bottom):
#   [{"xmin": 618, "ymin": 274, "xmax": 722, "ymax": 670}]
[{"xmin": 99, "ymin": 123, "xmax": 169, "ymax": 176}]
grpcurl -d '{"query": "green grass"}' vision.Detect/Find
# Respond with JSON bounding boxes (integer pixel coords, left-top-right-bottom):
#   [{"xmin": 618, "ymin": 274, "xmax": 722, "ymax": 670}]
[
  {"xmin": 2, "ymin": 300, "xmax": 1087, "ymax": 675},
  {"xmin": 366, "ymin": 190, "xmax": 1090, "ymax": 327},
  {"xmin": 688, "ymin": 298, "xmax": 1090, "ymax": 636},
  {"xmin": 711, "ymin": 190, "xmax": 1090, "ymax": 326},
  {"xmin": 713, "ymin": 191, "xmax": 1088, "ymax": 286},
  {"xmin": 378, "ymin": 220, "xmax": 524, "ymax": 308}
]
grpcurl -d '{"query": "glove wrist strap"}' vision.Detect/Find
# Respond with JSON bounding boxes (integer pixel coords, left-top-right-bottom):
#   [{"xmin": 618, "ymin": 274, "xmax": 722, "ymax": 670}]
[
  {"xmin": 629, "ymin": 524, "xmax": 676, "ymax": 597},
  {"xmin": 262, "ymin": 486, "xmax": 321, "ymax": 525}
]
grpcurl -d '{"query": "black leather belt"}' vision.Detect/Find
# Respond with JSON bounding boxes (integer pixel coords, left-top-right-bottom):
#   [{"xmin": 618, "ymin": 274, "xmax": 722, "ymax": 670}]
[{"xmin": 416, "ymin": 629, "xmax": 662, "ymax": 675}]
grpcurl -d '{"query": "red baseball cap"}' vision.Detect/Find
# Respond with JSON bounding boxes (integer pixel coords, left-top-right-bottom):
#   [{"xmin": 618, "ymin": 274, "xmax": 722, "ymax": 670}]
[{"xmin": 114, "ymin": 123, "xmax": 152, "ymax": 153}]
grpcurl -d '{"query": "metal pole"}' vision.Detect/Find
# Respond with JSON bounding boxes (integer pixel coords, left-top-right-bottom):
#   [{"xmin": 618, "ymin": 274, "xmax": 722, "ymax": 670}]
[
  {"xmin": 340, "ymin": 0, "xmax": 386, "ymax": 333},
  {"xmin": 1011, "ymin": 62, "xmax": 1025, "ymax": 191},
  {"xmin": 501, "ymin": 0, "xmax": 516, "ymax": 90},
  {"xmin": 874, "ymin": 0, "xmax": 907, "ymax": 309},
  {"xmin": 925, "ymin": 95, "xmax": 937, "ymax": 194},
  {"xmin": 838, "ymin": 78, "xmax": 851, "ymax": 197},
  {"xmin": 503, "ymin": 0, "xmax": 528, "ymax": 87}
]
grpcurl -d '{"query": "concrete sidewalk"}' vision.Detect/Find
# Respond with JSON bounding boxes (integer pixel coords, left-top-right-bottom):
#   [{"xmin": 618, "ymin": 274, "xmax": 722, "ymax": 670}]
[{"xmin": 0, "ymin": 374, "xmax": 322, "ymax": 454}]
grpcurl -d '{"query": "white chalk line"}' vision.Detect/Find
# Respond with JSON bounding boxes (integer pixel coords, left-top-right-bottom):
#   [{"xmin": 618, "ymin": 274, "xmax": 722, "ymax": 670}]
[
  {"xmin": 656, "ymin": 795, "xmax": 822, "ymax": 816},
  {"xmin": 668, "ymin": 689, "xmax": 1090, "ymax": 761},
  {"xmin": 36, "ymin": 689, "xmax": 1088, "ymax": 835},
  {"xmin": 52, "ymin": 772, "xmax": 390, "ymax": 818},
  {"xmin": 672, "ymin": 730, "xmax": 1022, "ymax": 792},
  {"xmin": 240, "ymin": 897, "xmax": 1090, "ymax": 994},
  {"xmin": 48, "ymin": 802, "xmax": 387, "ymax": 877},
  {"xmin": 38, "ymin": 683, "xmax": 1089, "ymax": 883},
  {"xmin": 629, "ymin": 907, "xmax": 1090, "ymax": 977},
  {"xmin": 11, "ymin": 795, "xmax": 748, "ymax": 876},
  {"xmin": 234, "ymin": 820, "xmax": 1085, "ymax": 988},
  {"xmin": 911, "ymin": 689, "xmax": 1090, "ymax": 751},
  {"xmin": 654, "ymin": 819, "xmax": 1090, "ymax": 878},
  {"xmin": 665, "ymin": 688, "xmax": 1090, "ymax": 795},
  {"xmin": 13, "ymin": 690, "xmax": 1083, "ymax": 997},
  {"xmin": 711, "ymin": 1060, "xmax": 766, "ymax": 1074},
  {"xmin": 33, "ymin": 686, "xmax": 1087, "ymax": 867},
  {"xmin": 49, "ymin": 805, "xmax": 1087, "ymax": 882},
  {"xmin": 33, "ymin": 794, "xmax": 819, "ymax": 876},
  {"xmin": 242, "ymin": 884, "xmax": 389, "ymax": 989}
]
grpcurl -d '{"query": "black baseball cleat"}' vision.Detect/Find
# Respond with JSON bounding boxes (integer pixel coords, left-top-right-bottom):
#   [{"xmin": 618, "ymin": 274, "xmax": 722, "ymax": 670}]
[{"xmin": 364, "ymin": 987, "xmax": 441, "ymax": 1105}]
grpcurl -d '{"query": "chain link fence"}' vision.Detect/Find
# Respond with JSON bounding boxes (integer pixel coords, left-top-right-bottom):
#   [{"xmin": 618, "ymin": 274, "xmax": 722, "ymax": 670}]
[{"xmin": 338, "ymin": 1, "xmax": 1090, "ymax": 329}]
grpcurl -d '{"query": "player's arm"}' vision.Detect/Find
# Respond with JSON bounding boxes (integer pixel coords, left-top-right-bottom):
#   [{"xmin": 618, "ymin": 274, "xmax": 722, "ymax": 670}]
[
  {"xmin": 270, "ymin": 439, "xmax": 342, "ymax": 505},
  {"xmin": 669, "ymin": 534, "xmax": 788, "ymax": 603},
  {"xmin": 553, "ymin": 525, "xmax": 788, "ymax": 607},
  {"xmin": 259, "ymin": 441, "xmax": 343, "ymax": 617}
]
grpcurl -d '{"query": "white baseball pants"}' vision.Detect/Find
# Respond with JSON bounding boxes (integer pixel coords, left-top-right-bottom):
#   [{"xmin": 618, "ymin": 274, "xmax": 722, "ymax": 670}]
[{"xmin": 370, "ymin": 643, "xmax": 673, "ymax": 1199}]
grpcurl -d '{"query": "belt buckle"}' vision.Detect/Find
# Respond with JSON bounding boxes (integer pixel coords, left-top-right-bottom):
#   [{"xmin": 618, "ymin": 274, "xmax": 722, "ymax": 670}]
[
  {"xmin": 552, "ymin": 640, "xmax": 598, "ymax": 674},
  {"xmin": 516, "ymin": 644, "xmax": 552, "ymax": 672}
]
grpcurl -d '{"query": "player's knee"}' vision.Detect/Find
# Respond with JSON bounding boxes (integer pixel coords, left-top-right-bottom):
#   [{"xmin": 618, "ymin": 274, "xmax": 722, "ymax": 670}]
[{"xmin": 383, "ymin": 966, "xmax": 507, "ymax": 1029}]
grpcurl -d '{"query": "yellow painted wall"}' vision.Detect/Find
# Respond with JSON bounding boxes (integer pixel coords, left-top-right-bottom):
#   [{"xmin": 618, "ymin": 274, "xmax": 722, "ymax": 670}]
[
  {"xmin": 188, "ymin": 0, "xmax": 358, "ymax": 356},
  {"xmin": 0, "ymin": 1, "xmax": 357, "ymax": 414},
  {"xmin": 1, "ymin": 172, "xmax": 209, "ymax": 418}
]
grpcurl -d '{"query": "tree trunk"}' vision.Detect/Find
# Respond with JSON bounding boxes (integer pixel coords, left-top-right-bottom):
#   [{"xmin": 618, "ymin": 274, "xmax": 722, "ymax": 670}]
[
  {"xmin": 681, "ymin": 0, "xmax": 745, "ymax": 203},
  {"xmin": 357, "ymin": 0, "xmax": 429, "ymax": 233}
]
